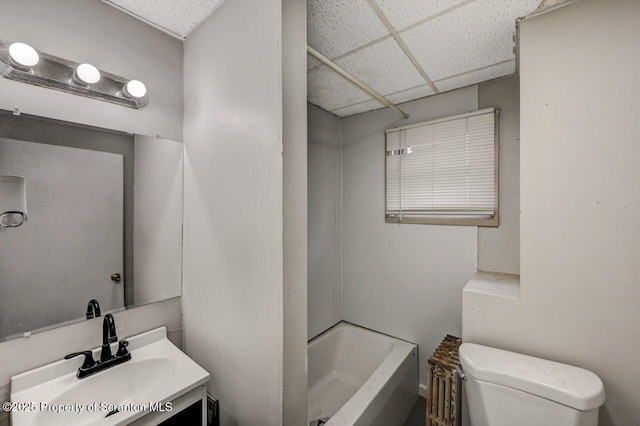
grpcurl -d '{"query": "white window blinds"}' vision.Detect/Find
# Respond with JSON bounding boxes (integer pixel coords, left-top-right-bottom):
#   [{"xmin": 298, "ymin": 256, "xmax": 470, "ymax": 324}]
[{"xmin": 386, "ymin": 108, "xmax": 497, "ymax": 222}]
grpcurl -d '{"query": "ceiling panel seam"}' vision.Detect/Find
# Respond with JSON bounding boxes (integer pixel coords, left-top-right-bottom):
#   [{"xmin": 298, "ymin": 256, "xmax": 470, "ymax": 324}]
[
  {"xmin": 330, "ymin": 83, "xmax": 428, "ymax": 112},
  {"xmin": 328, "ymin": 59, "xmax": 516, "ymax": 113},
  {"xmin": 307, "ymin": 34, "xmax": 394, "ymax": 73},
  {"xmin": 435, "ymin": 59, "xmax": 515, "ymax": 83},
  {"xmin": 397, "ymin": 0, "xmax": 479, "ymax": 35},
  {"xmin": 330, "ymin": 98, "xmax": 382, "ymax": 113},
  {"xmin": 365, "ymin": 0, "xmax": 439, "ymax": 94},
  {"xmin": 308, "ymin": 45, "xmax": 410, "ymax": 119}
]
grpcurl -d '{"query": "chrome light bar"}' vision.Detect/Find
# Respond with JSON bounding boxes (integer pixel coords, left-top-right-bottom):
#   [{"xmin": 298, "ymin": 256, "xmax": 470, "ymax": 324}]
[{"xmin": 0, "ymin": 39, "xmax": 148, "ymax": 109}]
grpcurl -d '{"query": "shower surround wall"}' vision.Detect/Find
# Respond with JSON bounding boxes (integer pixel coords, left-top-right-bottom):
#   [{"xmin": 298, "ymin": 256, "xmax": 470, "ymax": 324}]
[
  {"xmin": 309, "ymin": 76, "xmax": 520, "ymax": 394},
  {"xmin": 308, "ymin": 104, "xmax": 342, "ymax": 338},
  {"xmin": 341, "ymin": 86, "xmax": 479, "ymax": 394}
]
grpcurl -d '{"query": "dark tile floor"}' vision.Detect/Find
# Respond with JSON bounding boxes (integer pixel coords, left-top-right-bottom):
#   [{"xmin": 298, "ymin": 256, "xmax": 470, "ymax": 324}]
[{"xmin": 402, "ymin": 396, "xmax": 426, "ymax": 426}]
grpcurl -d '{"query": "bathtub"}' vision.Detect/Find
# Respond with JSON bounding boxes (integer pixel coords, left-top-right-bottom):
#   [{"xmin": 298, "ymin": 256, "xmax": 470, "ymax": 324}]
[{"xmin": 308, "ymin": 322, "xmax": 418, "ymax": 426}]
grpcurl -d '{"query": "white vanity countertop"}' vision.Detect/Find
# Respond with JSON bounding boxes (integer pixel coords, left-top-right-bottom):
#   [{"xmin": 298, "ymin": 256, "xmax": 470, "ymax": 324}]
[{"xmin": 10, "ymin": 327, "xmax": 209, "ymax": 426}]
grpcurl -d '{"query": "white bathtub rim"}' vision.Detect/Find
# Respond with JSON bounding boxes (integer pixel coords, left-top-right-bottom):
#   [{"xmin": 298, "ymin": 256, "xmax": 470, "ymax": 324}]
[
  {"xmin": 308, "ymin": 321, "xmax": 417, "ymax": 347},
  {"xmin": 326, "ymin": 344, "xmax": 415, "ymax": 426},
  {"xmin": 309, "ymin": 322, "xmax": 417, "ymax": 426}
]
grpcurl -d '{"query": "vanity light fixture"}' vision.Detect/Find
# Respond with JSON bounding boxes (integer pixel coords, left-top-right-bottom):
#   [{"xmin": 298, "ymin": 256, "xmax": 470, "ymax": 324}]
[
  {"xmin": 0, "ymin": 39, "xmax": 148, "ymax": 109},
  {"xmin": 122, "ymin": 79, "xmax": 147, "ymax": 99},
  {"xmin": 8, "ymin": 42, "xmax": 39, "ymax": 69},
  {"xmin": 74, "ymin": 63, "xmax": 101, "ymax": 85}
]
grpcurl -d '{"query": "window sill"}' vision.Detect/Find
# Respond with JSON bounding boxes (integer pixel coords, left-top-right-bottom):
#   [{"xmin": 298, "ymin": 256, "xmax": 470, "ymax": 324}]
[{"xmin": 385, "ymin": 216, "xmax": 499, "ymax": 227}]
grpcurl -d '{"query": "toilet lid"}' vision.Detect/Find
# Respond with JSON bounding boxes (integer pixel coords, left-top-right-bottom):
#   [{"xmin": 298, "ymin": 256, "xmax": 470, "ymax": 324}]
[{"xmin": 459, "ymin": 343, "xmax": 605, "ymax": 411}]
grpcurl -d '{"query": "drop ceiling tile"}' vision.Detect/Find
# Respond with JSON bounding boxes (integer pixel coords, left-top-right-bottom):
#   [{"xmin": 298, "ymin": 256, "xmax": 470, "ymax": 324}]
[
  {"xmin": 534, "ymin": 0, "xmax": 573, "ymax": 12},
  {"xmin": 308, "ymin": 0, "xmax": 389, "ymax": 59},
  {"xmin": 103, "ymin": 0, "xmax": 226, "ymax": 39},
  {"xmin": 308, "ymin": 65, "xmax": 373, "ymax": 112},
  {"xmin": 335, "ymin": 37, "xmax": 426, "ymax": 96},
  {"xmin": 308, "ymin": 54, "xmax": 322, "ymax": 69},
  {"xmin": 402, "ymin": 0, "xmax": 539, "ymax": 80},
  {"xmin": 435, "ymin": 60, "xmax": 515, "ymax": 92},
  {"xmin": 377, "ymin": 0, "xmax": 465, "ymax": 30},
  {"xmin": 385, "ymin": 85, "xmax": 435, "ymax": 104},
  {"xmin": 331, "ymin": 99, "xmax": 385, "ymax": 117}
]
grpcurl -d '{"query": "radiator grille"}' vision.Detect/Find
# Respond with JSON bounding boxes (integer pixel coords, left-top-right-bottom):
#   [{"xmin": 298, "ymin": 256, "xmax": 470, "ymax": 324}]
[{"xmin": 426, "ymin": 335, "xmax": 462, "ymax": 426}]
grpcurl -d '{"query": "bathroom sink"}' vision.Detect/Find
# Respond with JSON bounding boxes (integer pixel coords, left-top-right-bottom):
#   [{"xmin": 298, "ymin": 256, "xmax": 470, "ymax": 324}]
[
  {"xmin": 35, "ymin": 359, "xmax": 177, "ymax": 426},
  {"xmin": 10, "ymin": 327, "xmax": 209, "ymax": 426}
]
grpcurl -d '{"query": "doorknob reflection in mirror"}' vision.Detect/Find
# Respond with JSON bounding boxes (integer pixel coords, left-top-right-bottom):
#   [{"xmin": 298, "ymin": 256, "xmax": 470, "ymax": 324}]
[{"xmin": 0, "ymin": 175, "xmax": 27, "ymax": 228}]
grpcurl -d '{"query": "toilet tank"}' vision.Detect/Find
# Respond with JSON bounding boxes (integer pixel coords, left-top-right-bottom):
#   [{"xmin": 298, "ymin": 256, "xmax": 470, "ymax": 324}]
[{"xmin": 459, "ymin": 344, "xmax": 605, "ymax": 426}]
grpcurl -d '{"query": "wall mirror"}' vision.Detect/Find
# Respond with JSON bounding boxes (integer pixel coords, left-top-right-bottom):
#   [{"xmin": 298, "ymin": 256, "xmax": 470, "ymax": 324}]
[{"xmin": 0, "ymin": 109, "xmax": 183, "ymax": 341}]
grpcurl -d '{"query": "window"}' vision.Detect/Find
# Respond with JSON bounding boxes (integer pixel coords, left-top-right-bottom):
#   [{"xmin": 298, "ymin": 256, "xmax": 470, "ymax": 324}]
[{"xmin": 385, "ymin": 108, "xmax": 498, "ymax": 226}]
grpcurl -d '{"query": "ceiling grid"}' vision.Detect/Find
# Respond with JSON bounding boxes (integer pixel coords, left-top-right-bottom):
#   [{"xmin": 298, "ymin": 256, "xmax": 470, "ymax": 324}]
[
  {"xmin": 308, "ymin": 0, "xmax": 557, "ymax": 117},
  {"xmin": 101, "ymin": 0, "xmax": 569, "ymax": 118},
  {"xmin": 365, "ymin": 0, "xmax": 439, "ymax": 94}
]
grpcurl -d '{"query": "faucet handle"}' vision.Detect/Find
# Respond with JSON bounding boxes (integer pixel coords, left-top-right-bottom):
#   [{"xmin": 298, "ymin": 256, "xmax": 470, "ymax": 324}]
[
  {"xmin": 65, "ymin": 351, "xmax": 97, "ymax": 370},
  {"xmin": 116, "ymin": 340, "xmax": 129, "ymax": 358}
]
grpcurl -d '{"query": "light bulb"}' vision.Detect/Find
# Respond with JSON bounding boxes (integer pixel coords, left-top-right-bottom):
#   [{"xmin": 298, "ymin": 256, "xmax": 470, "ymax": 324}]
[
  {"xmin": 124, "ymin": 80, "xmax": 147, "ymax": 98},
  {"xmin": 75, "ymin": 63, "xmax": 101, "ymax": 84},
  {"xmin": 8, "ymin": 42, "xmax": 39, "ymax": 68}
]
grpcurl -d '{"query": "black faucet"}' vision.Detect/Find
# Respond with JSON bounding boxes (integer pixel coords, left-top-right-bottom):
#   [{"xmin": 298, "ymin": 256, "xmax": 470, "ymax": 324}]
[
  {"xmin": 101, "ymin": 313, "xmax": 117, "ymax": 361},
  {"xmin": 65, "ymin": 313, "xmax": 131, "ymax": 379},
  {"xmin": 86, "ymin": 299, "xmax": 101, "ymax": 319}
]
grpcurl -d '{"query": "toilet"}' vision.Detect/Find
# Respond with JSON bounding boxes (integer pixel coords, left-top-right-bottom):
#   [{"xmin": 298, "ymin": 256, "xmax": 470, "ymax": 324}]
[{"xmin": 459, "ymin": 343, "xmax": 605, "ymax": 426}]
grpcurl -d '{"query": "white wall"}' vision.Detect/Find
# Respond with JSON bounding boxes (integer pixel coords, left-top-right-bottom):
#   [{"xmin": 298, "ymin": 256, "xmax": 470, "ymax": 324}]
[
  {"xmin": 133, "ymin": 135, "xmax": 183, "ymax": 306},
  {"xmin": 463, "ymin": 1, "xmax": 640, "ymax": 425},
  {"xmin": 477, "ymin": 76, "xmax": 520, "ymax": 274},
  {"xmin": 341, "ymin": 86, "xmax": 479, "ymax": 393},
  {"xmin": 308, "ymin": 104, "xmax": 342, "ymax": 338},
  {"xmin": 282, "ymin": 0, "xmax": 308, "ymax": 423},
  {"xmin": 182, "ymin": 0, "xmax": 285, "ymax": 424},
  {"xmin": 0, "ymin": 297, "xmax": 182, "ymax": 426},
  {"xmin": 0, "ymin": 0, "xmax": 183, "ymax": 140}
]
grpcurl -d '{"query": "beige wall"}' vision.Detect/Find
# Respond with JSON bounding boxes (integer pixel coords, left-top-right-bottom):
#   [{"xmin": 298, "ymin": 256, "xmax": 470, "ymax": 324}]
[
  {"xmin": 0, "ymin": 0, "xmax": 183, "ymax": 140},
  {"xmin": 182, "ymin": 0, "xmax": 285, "ymax": 424},
  {"xmin": 477, "ymin": 76, "xmax": 520, "ymax": 274},
  {"xmin": 464, "ymin": 1, "xmax": 640, "ymax": 425}
]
